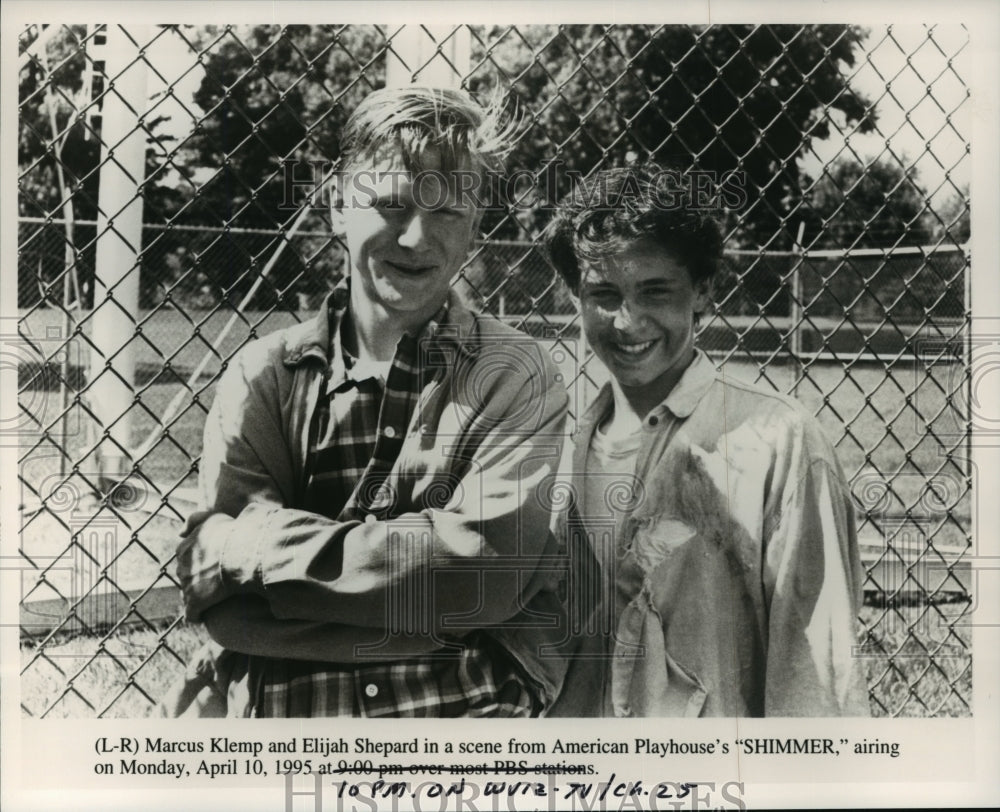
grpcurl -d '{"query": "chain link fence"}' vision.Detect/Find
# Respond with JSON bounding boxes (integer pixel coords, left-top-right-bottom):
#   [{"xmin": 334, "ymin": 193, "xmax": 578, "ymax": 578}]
[{"xmin": 16, "ymin": 22, "xmax": 971, "ymax": 718}]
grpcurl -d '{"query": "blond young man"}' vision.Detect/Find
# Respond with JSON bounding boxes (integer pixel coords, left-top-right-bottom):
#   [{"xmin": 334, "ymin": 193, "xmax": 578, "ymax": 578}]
[{"xmin": 168, "ymin": 87, "xmax": 573, "ymax": 717}]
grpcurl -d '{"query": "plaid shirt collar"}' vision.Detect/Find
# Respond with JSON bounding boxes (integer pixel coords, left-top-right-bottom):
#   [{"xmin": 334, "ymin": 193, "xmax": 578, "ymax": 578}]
[
  {"xmin": 280, "ymin": 276, "xmax": 478, "ymax": 374},
  {"xmin": 326, "ymin": 281, "xmax": 450, "ymax": 395}
]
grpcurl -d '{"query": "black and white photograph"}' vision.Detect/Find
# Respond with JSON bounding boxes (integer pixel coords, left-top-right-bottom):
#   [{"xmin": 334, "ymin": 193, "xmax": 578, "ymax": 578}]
[{"xmin": 2, "ymin": 1, "xmax": 998, "ymax": 809}]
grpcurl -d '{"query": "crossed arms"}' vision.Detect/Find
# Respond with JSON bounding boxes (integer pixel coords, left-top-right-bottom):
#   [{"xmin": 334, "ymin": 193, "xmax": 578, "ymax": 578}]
[{"xmin": 177, "ymin": 332, "xmax": 569, "ymax": 663}]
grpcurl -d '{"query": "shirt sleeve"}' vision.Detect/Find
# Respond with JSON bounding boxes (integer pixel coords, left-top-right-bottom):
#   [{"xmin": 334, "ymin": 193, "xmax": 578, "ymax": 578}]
[
  {"xmin": 762, "ymin": 451, "xmax": 871, "ymax": 716},
  {"xmin": 200, "ymin": 596, "xmax": 455, "ymax": 661},
  {"xmin": 176, "ymin": 339, "xmax": 299, "ymax": 621},
  {"xmin": 179, "ymin": 336, "xmax": 569, "ymax": 641}
]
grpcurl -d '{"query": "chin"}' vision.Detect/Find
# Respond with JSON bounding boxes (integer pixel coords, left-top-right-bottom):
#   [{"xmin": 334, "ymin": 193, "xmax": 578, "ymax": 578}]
[
  {"xmin": 609, "ymin": 367, "xmax": 655, "ymax": 389},
  {"xmin": 374, "ymin": 280, "xmax": 416, "ymax": 301},
  {"xmin": 624, "ymin": 375, "xmax": 659, "ymax": 390}
]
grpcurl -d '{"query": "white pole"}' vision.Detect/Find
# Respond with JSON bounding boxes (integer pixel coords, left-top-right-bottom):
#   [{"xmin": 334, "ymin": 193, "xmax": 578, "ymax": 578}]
[
  {"xmin": 90, "ymin": 25, "xmax": 148, "ymax": 488},
  {"xmin": 131, "ymin": 195, "xmax": 327, "ymax": 465},
  {"xmin": 38, "ymin": 37, "xmax": 83, "ymax": 479},
  {"xmin": 386, "ymin": 26, "xmax": 470, "ymax": 88}
]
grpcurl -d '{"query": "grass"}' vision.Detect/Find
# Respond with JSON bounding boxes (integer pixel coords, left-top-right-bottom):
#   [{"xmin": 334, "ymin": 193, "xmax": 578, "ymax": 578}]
[
  {"xmin": 19, "ymin": 605, "xmax": 971, "ymax": 718},
  {"xmin": 17, "ymin": 308, "xmax": 973, "ymax": 718},
  {"xmin": 858, "ymin": 602, "xmax": 972, "ymax": 717},
  {"xmin": 20, "ymin": 622, "xmax": 209, "ymax": 719}
]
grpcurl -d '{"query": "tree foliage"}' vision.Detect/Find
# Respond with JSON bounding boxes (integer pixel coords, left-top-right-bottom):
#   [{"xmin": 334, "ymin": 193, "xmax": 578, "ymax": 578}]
[
  {"xmin": 19, "ymin": 26, "xmax": 182, "ymax": 222},
  {"xmin": 18, "ymin": 25, "xmax": 183, "ymax": 307},
  {"xmin": 167, "ymin": 26, "xmax": 389, "ymax": 308},
  {"xmin": 179, "ymin": 25, "xmax": 386, "ymax": 229},
  {"xmin": 799, "ymin": 157, "xmax": 935, "ymax": 249},
  {"xmin": 181, "ymin": 24, "xmax": 876, "ymax": 241},
  {"xmin": 21, "ymin": 24, "xmax": 884, "ymax": 310},
  {"xmin": 933, "ymin": 186, "xmax": 970, "ymax": 246},
  {"xmin": 466, "ymin": 24, "xmax": 875, "ymax": 246},
  {"xmin": 792, "ymin": 158, "xmax": 964, "ymax": 326}
]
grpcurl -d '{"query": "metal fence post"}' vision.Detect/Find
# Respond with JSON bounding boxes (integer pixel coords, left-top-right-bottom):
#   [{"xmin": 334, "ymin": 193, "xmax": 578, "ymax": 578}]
[
  {"xmin": 790, "ymin": 220, "xmax": 806, "ymax": 396},
  {"xmin": 89, "ymin": 25, "xmax": 147, "ymax": 488},
  {"xmin": 964, "ymin": 242, "xmax": 972, "ymax": 477}
]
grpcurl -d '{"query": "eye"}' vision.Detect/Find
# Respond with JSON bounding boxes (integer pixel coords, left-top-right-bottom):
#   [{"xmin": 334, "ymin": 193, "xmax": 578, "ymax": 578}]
[
  {"xmin": 584, "ymin": 287, "xmax": 620, "ymax": 306},
  {"xmin": 374, "ymin": 196, "xmax": 405, "ymax": 212},
  {"xmin": 431, "ymin": 205, "xmax": 465, "ymax": 218},
  {"xmin": 641, "ymin": 283, "xmax": 674, "ymax": 298}
]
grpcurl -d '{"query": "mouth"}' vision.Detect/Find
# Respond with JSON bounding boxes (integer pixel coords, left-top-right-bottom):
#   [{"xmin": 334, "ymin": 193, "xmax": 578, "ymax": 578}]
[
  {"xmin": 384, "ymin": 259, "xmax": 435, "ymax": 277},
  {"xmin": 612, "ymin": 338, "xmax": 658, "ymax": 357}
]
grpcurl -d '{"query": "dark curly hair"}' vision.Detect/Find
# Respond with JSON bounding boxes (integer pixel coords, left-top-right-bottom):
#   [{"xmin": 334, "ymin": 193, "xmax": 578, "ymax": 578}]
[{"xmin": 543, "ymin": 164, "xmax": 725, "ymax": 295}]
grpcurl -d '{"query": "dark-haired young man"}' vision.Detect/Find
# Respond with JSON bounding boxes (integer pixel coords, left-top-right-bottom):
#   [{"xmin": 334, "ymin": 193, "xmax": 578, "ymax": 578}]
[{"xmin": 545, "ymin": 165, "xmax": 870, "ymax": 717}]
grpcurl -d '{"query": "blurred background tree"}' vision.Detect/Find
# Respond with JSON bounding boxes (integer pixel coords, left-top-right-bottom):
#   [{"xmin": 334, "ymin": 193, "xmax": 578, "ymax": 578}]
[
  {"xmin": 18, "ymin": 25, "xmax": 181, "ymax": 308},
  {"xmin": 466, "ymin": 24, "xmax": 876, "ymax": 247},
  {"xmin": 798, "ymin": 156, "xmax": 935, "ymax": 250}
]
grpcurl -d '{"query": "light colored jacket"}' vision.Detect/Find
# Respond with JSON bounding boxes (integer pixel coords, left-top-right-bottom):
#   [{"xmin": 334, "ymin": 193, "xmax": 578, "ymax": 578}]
[
  {"xmin": 551, "ymin": 351, "xmax": 871, "ymax": 717},
  {"xmin": 179, "ymin": 289, "xmax": 578, "ymax": 711}
]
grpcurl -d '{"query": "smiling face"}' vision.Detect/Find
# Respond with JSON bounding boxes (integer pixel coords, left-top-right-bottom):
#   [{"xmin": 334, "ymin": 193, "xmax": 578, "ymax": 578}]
[
  {"xmin": 578, "ymin": 238, "xmax": 710, "ymax": 413},
  {"xmin": 339, "ymin": 144, "xmax": 479, "ymax": 331}
]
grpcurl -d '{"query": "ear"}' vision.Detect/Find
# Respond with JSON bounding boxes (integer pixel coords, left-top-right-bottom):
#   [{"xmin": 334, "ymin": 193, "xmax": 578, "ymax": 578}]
[
  {"xmin": 328, "ymin": 173, "xmax": 346, "ymax": 233},
  {"xmin": 692, "ymin": 277, "xmax": 713, "ymax": 318},
  {"xmin": 470, "ymin": 205, "xmax": 485, "ymax": 236}
]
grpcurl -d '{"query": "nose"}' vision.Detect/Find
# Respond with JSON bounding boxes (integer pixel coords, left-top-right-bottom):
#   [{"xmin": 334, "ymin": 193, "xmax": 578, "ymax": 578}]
[
  {"xmin": 397, "ymin": 211, "xmax": 431, "ymax": 250},
  {"xmin": 612, "ymin": 299, "xmax": 641, "ymax": 332}
]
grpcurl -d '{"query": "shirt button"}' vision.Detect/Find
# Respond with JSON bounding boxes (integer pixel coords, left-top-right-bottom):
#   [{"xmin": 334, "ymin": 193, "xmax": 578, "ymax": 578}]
[
  {"xmin": 383, "ymin": 426, "xmax": 396, "ymax": 439},
  {"xmin": 364, "ymin": 683, "xmax": 379, "ymax": 698},
  {"xmin": 648, "ymin": 415, "xmax": 659, "ymax": 427}
]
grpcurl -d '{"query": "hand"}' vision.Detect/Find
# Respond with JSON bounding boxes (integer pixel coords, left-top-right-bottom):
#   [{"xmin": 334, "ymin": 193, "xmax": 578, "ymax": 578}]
[
  {"xmin": 157, "ymin": 641, "xmax": 229, "ymax": 717},
  {"xmin": 176, "ymin": 512, "xmax": 234, "ymax": 621}
]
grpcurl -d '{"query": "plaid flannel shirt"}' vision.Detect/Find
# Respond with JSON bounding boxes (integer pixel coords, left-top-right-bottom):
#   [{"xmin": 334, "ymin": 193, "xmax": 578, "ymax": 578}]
[{"xmin": 246, "ymin": 283, "xmax": 537, "ymax": 717}]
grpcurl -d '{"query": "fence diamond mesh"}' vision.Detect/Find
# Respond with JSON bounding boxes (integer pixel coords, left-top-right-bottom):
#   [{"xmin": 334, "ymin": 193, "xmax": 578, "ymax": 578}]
[{"xmin": 16, "ymin": 22, "xmax": 971, "ymax": 718}]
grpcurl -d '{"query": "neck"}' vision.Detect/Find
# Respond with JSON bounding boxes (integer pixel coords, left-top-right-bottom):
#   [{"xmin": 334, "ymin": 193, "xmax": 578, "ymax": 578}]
[
  {"xmin": 608, "ymin": 348, "xmax": 697, "ymax": 424},
  {"xmin": 348, "ymin": 284, "xmax": 437, "ymax": 362},
  {"xmin": 606, "ymin": 381, "xmax": 649, "ymax": 435}
]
